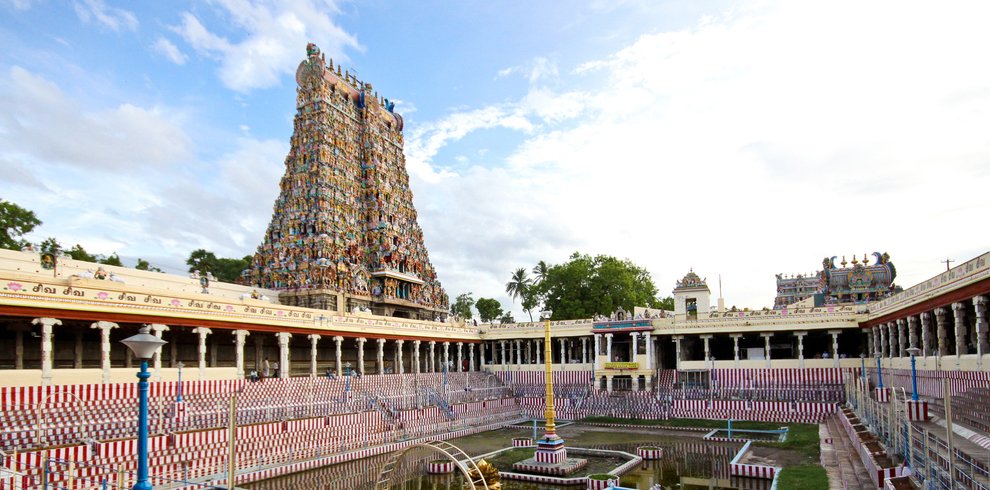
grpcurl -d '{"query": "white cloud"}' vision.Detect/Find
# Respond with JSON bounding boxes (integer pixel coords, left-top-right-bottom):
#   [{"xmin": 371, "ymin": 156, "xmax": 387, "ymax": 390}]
[
  {"xmin": 73, "ymin": 0, "xmax": 138, "ymax": 32},
  {"xmin": 152, "ymin": 37, "xmax": 188, "ymax": 65},
  {"xmin": 408, "ymin": 0, "xmax": 990, "ymax": 316},
  {"xmin": 0, "ymin": 67, "xmax": 191, "ymax": 172},
  {"xmin": 172, "ymin": 0, "xmax": 360, "ymax": 92}
]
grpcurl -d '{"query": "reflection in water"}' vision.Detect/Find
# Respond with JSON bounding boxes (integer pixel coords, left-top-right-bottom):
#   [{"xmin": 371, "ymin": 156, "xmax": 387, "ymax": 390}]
[{"xmin": 243, "ymin": 430, "xmax": 770, "ymax": 490}]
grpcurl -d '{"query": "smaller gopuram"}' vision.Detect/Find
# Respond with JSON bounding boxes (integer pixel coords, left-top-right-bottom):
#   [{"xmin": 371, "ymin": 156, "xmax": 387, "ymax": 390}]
[
  {"xmin": 249, "ymin": 44, "xmax": 448, "ymax": 319},
  {"xmin": 820, "ymin": 252, "xmax": 898, "ymax": 304},
  {"xmin": 673, "ymin": 269, "xmax": 710, "ymax": 320}
]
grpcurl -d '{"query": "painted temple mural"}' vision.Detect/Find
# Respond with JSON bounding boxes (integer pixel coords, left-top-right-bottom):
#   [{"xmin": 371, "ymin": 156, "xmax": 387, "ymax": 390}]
[{"xmin": 249, "ymin": 44, "xmax": 448, "ymax": 318}]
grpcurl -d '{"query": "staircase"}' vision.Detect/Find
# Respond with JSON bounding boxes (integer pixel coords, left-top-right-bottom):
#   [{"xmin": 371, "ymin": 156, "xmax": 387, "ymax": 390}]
[{"xmin": 423, "ymin": 387, "xmax": 456, "ymax": 420}]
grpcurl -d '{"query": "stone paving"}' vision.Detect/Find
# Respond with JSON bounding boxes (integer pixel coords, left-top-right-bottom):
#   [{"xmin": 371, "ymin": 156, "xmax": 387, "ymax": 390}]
[{"xmin": 822, "ymin": 415, "xmax": 875, "ymax": 489}]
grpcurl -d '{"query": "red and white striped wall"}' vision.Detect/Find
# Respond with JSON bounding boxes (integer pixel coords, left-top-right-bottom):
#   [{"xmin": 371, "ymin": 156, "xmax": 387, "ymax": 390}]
[
  {"xmin": 875, "ymin": 387, "xmax": 889, "ymax": 403},
  {"xmin": 905, "ymin": 400, "xmax": 929, "ymax": 421},
  {"xmin": 426, "ymin": 460, "xmax": 454, "ymax": 474},
  {"xmin": 587, "ymin": 476, "xmax": 619, "ymax": 489},
  {"xmin": 512, "ymin": 437, "xmax": 533, "ymax": 447},
  {"xmin": 730, "ymin": 462, "xmax": 778, "ymax": 480},
  {"xmin": 637, "ymin": 447, "xmax": 663, "ymax": 460}
]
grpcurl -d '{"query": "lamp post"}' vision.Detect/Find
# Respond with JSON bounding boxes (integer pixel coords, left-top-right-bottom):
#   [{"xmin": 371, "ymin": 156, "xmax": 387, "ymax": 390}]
[
  {"xmin": 176, "ymin": 361, "xmax": 184, "ymax": 403},
  {"xmin": 907, "ymin": 347, "xmax": 921, "ymax": 401},
  {"xmin": 875, "ymin": 351, "xmax": 884, "ymax": 389},
  {"xmin": 121, "ymin": 325, "xmax": 167, "ymax": 490}
]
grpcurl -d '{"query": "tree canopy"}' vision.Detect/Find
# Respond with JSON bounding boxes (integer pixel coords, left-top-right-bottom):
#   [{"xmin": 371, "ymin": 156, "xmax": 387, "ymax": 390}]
[
  {"xmin": 535, "ymin": 252, "xmax": 662, "ymax": 320},
  {"xmin": 450, "ymin": 292, "xmax": 475, "ymax": 319},
  {"xmin": 475, "ymin": 297, "xmax": 504, "ymax": 324},
  {"xmin": 0, "ymin": 200, "xmax": 41, "ymax": 250}
]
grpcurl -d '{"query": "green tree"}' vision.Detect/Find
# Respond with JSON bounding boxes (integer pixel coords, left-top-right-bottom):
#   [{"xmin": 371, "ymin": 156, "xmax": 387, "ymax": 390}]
[
  {"xmin": 657, "ymin": 295, "xmax": 675, "ymax": 311},
  {"xmin": 450, "ymin": 292, "xmax": 475, "ymax": 319},
  {"xmin": 186, "ymin": 249, "xmax": 219, "ymax": 274},
  {"xmin": 505, "ymin": 267, "xmax": 535, "ymax": 321},
  {"xmin": 498, "ymin": 312, "xmax": 515, "ymax": 324},
  {"xmin": 0, "ymin": 200, "xmax": 41, "ymax": 250},
  {"xmin": 66, "ymin": 244, "xmax": 97, "ymax": 262},
  {"xmin": 214, "ymin": 255, "xmax": 252, "ymax": 282},
  {"xmin": 135, "ymin": 258, "xmax": 162, "ymax": 273},
  {"xmin": 97, "ymin": 253, "xmax": 123, "ymax": 266},
  {"xmin": 532, "ymin": 260, "xmax": 549, "ymax": 285},
  {"xmin": 39, "ymin": 237, "xmax": 62, "ymax": 255},
  {"xmin": 475, "ymin": 297, "xmax": 504, "ymax": 324},
  {"xmin": 521, "ymin": 288, "xmax": 540, "ymax": 322},
  {"xmin": 537, "ymin": 252, "xmax": 661, "ymax": 320}
]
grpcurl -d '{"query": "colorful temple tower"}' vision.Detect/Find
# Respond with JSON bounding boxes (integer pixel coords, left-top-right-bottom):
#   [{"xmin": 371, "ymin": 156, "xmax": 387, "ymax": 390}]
[{"xmin": 249, "ymin": 44, "xmax": 448, "ymax": 319}]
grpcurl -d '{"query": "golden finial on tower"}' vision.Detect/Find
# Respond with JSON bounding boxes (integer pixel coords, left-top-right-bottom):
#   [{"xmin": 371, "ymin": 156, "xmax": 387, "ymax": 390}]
[
  {"xmin": 863, "ymin": 253, "xmax": 869, "ymax": 265},
  {"xmin": 841, "ymin": 256, "xmax": 847, "ymax": 267}
]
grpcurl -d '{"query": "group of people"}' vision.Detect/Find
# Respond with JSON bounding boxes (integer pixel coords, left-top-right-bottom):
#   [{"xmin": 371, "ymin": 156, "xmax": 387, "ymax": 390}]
[{"xmin": 248, "ymin": 357, "xmax": 279, "ymax": 381}]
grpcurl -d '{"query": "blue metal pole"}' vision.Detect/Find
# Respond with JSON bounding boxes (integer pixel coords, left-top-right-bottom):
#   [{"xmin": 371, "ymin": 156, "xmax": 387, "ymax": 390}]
[
  {"xmin": 876, "ymin": 355, "xmax": 884, "ymax": 389},
  {"xmin": 176, "ymin": 364, "xmax": 183, "ymax": 403},
  {"xmin": 727, "ymin": 418, "xmax": 732, "ymax": 439},
  {"xmin": 861, "ymin": 356, "xmax": 867, "ymax": 382},
  {"xmin": 910, "ymin": 353, "xmax": 919, "ymax": 401},
  {"xmin": 133, "ymin": 360, "xmax": 152, "ymax": 490}
]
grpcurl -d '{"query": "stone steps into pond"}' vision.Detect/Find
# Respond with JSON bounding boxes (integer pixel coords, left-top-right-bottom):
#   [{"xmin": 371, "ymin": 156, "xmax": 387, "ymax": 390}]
[{"xmin": 823, "ymin": 415, "xmax": 875, "ymax": 489}]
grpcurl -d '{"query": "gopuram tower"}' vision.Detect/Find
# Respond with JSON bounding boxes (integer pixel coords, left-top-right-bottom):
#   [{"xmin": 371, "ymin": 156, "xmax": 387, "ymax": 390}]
[{"xmin": 249, "ymin": 43, "xmax": 448, "ymax": 320}]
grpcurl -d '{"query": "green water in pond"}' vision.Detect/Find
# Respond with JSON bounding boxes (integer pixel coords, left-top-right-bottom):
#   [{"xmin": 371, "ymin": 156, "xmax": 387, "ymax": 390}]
[{"xmin": 241, "ymin": 425, "xmax": 772, "ymax": 489}]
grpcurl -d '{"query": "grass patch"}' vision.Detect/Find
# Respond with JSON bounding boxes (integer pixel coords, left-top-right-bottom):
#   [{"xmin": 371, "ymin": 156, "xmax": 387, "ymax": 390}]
[
  {"xmin": 482, "ymin": 447, "xmax": 534, "ymax": 468},
  {"xmin": 777, "ymin": 464, "xmax": 828, "ymax": 490}
]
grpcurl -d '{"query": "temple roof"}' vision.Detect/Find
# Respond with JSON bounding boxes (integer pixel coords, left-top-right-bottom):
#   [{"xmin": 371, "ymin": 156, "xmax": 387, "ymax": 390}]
[{"xmin": 674, "ymin": 269, "xmax": 709, "ymax": 290}]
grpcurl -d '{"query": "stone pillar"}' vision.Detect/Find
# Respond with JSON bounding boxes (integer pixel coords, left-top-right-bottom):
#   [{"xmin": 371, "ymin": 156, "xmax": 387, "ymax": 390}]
[
  {"xmin": 356, "ymin": 337, "xmax": 367, "ymax": 375},
  {"xmin": 700, "ymin": 334, "xmax": 711, "ymax": 363},
  {"xmin": 935, "ymin": 308, "xmax": 948, "ymax": 356},
  {"xmin": 731, "ymin": 334, "xmax": 742, "ymax": 367},
  {"xmin": 499, "ymin": 341, "xmax": 506, "ymax": 365},
  {"xmin": 829, "ymin": 330, "xmax": 841, "ymax": 368},
  {"xmin": 888, "ymin": 322, "xmax": 897, "ymax": 358},
  {"xmin": 429, "ymin": 341, "xmax": 436, "ymax": 372},
  {"xmin": 192, "ymin": 327, "xmax": 212, "ymax": 379},
  {"xmin": 308, "ymin": 334, "xmax": 321, "ymax": 377},
  {"xmin": 233, "ymin": 330, "xmax": 249, "ymax": 378},
  {"xmin": 952, "ymin": 302, "xmax": 967, "ymax": 357},
  {"xmin": 975, "ymin": 296, "xmax": 988, "ymax": 361},
  {"xmin": 631, "ymin": 332, "xmax": 640, "ymax": 362},
  {"xmin": 920, "ymin": 312, "xmax": 932, "ymax": 357},
  {"xmin": 761, "ymin": 333, "xmax": 772, "ymax": 368},
  {"xmin": 559, "ymin": 338, "xmax": 567, "ymax": 365},
  {"xmin": 479, "ymin": 341, "xmax": 485, "ymax": 367},
  {"xmin": 396, "ymin": 340, "xmax": 405, "ymax": 374},
  {"xmin": 91, "ymin": 321, "xmax": 118, "ymax": 383},
  {"xmin": 149, "ymin": 324, "xmax": 169, "ymax": 375},
  {"xmin": 872, "ymin": 326, "xmax": 880, "ymax": 356},
  {"xmin": 880, "ymin": 324, "xmax": 889, "ymax": 358},
  {"xmin": 33, "ymin": 318, "xmax": 60, "ymax": 386},
  {"xmin": 644, "ymin": 332, "xmax": 652, "ymax": 369},
  {"xmin": 276, "ymin": 332, "xmax": 291, "ymax": 379},
  {"xmin": 897, "ymin": 319, "xmax": 907, "ymax": 357},
  {"xmin": 376, "ymin": 338, "xmax": 385, "ymax": 374},
  {"xmin": 535, "ymin": 339, "xmax": 542, "ymax": 364},
  {"xmin": 456, "ymin": 342, "xmax": 463, "ymax": 372},
  {"xmin": 606, "ymin": 376, "xmax": 613, "ymax": 392},
  {"xmin": 443, "ymin": 342, "xmax": 450, "ymax": 373},
  {"xmin": 593, "ymin": 334, "xmax": 601, "ymax": 369},
  {"xmin": 866, "ymin": 328, "xmax": 875, "ymax": 357},
  {"xmin": 794, "ymin": 331, "xmax": 806, "ymax": 368},
  {"xmin": 469, "ymin": 343, "xmax": 475, "ymax": 371},
  {"xmin": 514, "ymin": 339, "xmax": 522, "ymax": 365},
  {"xmin": 413, "ymin": 340, "xmax": 421, "ymax": 374},
  {"xmin": 333, "ymin": 336, "xmax": 343, "ymax": 376},
  {"xmin": 605, "ymin": 333, "xmax": 613, "ymax": 362},
  {"xmin": 673, "ymin": 336, "xmax": 683, "ymax": 370}
]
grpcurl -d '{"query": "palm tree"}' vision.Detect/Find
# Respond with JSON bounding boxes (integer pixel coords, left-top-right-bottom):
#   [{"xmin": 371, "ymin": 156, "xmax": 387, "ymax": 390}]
[
  {"xmin": 532, "ymin": 260, "xmax": 549, "ymax": 285},
  {"xmin": 505, "ymin": 267, "xmax": 531, "ymax": 302}
]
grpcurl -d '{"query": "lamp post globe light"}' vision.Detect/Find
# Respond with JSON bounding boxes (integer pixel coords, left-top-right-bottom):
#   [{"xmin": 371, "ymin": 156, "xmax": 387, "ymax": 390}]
[
  {"xmin": 906, "ymin": 347, "xmax": 921, "ymax": 401},
  {"xmin": 120, "ymin": 325, "xmax": 167, "ymax": 490}
]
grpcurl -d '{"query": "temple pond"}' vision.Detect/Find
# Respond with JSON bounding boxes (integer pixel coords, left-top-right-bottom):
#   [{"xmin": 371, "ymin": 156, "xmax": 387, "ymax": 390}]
[{"xmin": 242, "ymin": 424, "xmax": 772, "ymax": 489}]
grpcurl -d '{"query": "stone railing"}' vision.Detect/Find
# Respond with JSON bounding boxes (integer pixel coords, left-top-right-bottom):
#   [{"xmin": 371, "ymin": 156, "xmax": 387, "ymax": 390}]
[{"xmin": 870, "ymin": 251, "xmax": 990, "ymax": 317}]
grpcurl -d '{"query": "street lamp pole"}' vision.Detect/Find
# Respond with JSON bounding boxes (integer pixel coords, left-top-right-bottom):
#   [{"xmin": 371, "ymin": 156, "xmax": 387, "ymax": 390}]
[
  {"xmin": 121, "ymin": 326, "xmax": 167, "ymax": 490},
  {"xmin": 176, "ymin": 361, "xmax": 184, "ymax": 403},
  {"xmin": 907, "ymin": 347, "xmax": 921, "ymax": 401},
  {"xmin": 875, "ymin": 351, "xmax": 884, "ymax": 389}
]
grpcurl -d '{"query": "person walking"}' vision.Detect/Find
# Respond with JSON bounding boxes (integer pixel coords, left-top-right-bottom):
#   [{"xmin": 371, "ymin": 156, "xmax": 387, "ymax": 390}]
[{"xmin": 263, "ymin": 357, "xmax": 271, "ymax": 380}]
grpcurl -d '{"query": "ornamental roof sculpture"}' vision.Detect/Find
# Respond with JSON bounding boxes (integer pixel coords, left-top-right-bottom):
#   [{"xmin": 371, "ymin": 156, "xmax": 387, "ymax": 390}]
[
  {"xmin": 820, "ymin": 252, "xmax": 896, "ymax": 303},
  {"xmin": 248, "ymin": 44, "xmax": 447, "ymax": 316},
  {"xmin": 674, "ymin": 269, "xmax": 709, "ymax": 290}
]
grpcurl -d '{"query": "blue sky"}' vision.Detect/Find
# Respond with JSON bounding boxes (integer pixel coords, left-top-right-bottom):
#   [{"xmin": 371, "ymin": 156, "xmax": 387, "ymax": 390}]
[{"xmin": 3, "ymin": 0, "xmax": 990, "ymax": 318}]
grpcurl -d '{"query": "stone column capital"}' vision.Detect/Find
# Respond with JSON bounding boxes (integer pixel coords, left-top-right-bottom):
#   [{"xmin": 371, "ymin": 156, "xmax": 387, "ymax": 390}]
[
  {"xmin": 333, "ymin": 335, "xmax": 343, "ymax": 343},
  {"xmin": 308, "ymin": 333, "xmax": 321, "ymax": 342},
  {"xmin": 91, "ymin": 321, "xmax": 119, "ymax": 332},
  {"xmin": 192, "ymin": 326, "xmax": 212, "ymax": 336}
]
